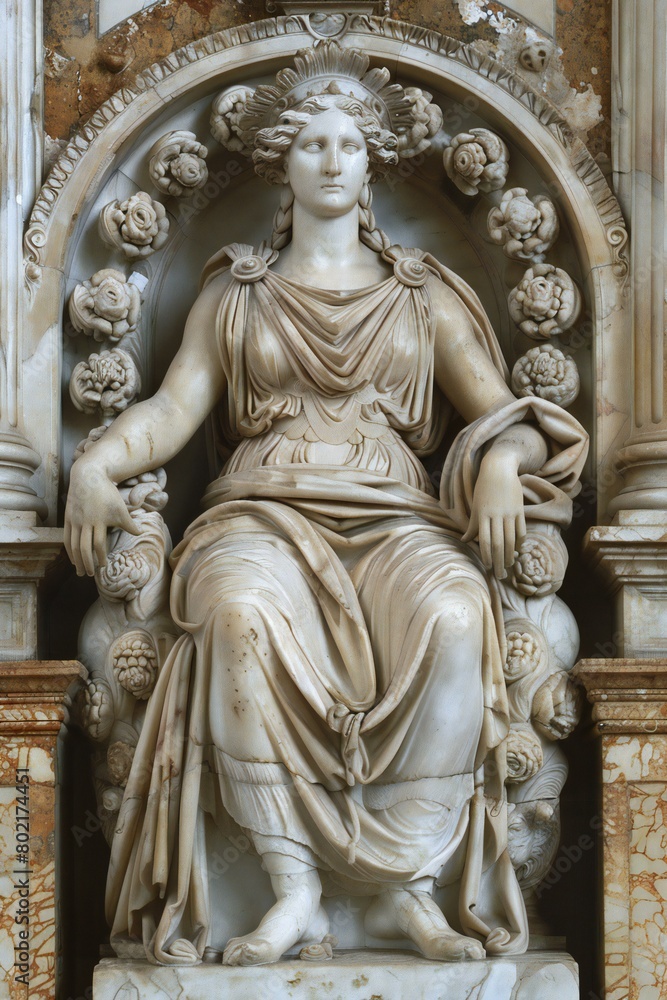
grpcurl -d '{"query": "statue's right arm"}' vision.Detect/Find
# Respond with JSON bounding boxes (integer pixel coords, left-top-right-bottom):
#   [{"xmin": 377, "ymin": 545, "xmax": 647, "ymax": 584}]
[{"xmin": 64, "ymin": 272, "xmax": 231, "ymax": 576}]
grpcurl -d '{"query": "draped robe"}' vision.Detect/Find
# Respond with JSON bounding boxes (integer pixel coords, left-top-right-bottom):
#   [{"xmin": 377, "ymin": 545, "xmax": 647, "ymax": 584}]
[{"xmin": 106, "ymin": 243, "xmax": 588, "ymax": 964}]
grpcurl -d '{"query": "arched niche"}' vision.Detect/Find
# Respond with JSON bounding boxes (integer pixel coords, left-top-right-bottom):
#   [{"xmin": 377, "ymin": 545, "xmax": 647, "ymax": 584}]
[{"xmin": 23, "ymin": 14, "xmax": 628, "ymax": 527}]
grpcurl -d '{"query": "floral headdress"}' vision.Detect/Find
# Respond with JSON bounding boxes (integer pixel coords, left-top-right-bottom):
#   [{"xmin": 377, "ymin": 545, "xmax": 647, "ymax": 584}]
[{"xmin": 211, "ymin": 41, "xmax": 442, "ymax": 160}]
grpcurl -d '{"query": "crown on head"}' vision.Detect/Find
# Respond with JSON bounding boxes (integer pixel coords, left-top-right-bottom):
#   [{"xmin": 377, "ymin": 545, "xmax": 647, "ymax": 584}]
[{"xmin": 210, "ymin": 41, "xmax": 442, "ymax": 160}]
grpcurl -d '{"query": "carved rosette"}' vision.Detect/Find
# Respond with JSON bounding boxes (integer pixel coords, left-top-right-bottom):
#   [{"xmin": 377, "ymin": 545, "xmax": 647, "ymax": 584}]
[
  {"xmin": 505, "ymin": 724, "xmax": 544, "ymax": 783},
  {"xmin": 70, "ymin": 348, "xmax": 140, "ymax": 419},
  {"xmin": 488, "ymin": 188, "xmax": 559, "ymax": 261},
  {"xmin": 443, "ymin": 128, "xmax": 509, "ymax": 196},
  {"xmin": 148, "ymin": 130, "xmax": 209, "ymax": 196},
  {"xmin": 68, "ymin": 268, "xmax": 141, "ymax": 344},
  {"xmin": 508, "ymin": 263, "xmax": 582, "ymax": 340},
  {"xmin": 99, "ymin": 191, "xmax": 169, "ymax": 259},
  {"xmin": 510, "ymin": 526, "xmax": 569, "ymax": 598},
  {"xmin": 511, "ymin": 344, "xmax": 580, "ymax": 406}
]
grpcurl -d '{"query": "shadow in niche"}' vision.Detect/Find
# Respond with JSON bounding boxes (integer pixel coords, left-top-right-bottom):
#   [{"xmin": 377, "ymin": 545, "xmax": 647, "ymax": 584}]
[{"xmin": 540, "ymin": 481, "xmax": 610, "ymax": 1000}]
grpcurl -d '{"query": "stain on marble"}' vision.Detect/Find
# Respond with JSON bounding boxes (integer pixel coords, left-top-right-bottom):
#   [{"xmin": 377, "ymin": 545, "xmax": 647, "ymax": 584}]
[{"xmin": 44, "ymin": 0, "xmax": 612, "ymax": 162}]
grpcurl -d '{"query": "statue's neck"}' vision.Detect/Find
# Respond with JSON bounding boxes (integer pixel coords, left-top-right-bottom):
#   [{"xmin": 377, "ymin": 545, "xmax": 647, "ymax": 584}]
[{"xmin": 274, "ymin": 200, "xmax": 389, "ymax": 289}]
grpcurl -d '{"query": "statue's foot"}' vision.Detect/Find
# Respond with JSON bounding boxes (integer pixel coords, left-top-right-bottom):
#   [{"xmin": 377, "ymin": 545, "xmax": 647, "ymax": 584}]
[
  {"xmin": 222, "ymin": 885, "xmax": 328, "ymax": 967},
  {"xmin": 366, "ymin": 889, "xmax": 485, "ymax": 962}
]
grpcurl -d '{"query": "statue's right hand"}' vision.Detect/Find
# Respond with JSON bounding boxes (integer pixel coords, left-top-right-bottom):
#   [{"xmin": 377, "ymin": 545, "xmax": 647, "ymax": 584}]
[{"xmin": 64, "ymin": 463, "xmax": 140, "ymax": 577}]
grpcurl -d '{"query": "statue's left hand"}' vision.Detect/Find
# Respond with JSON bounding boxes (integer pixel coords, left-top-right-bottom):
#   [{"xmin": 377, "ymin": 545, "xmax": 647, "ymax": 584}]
[{"xmin": 462, "ymin": 449, "xmax": 526, "ymax": 579}]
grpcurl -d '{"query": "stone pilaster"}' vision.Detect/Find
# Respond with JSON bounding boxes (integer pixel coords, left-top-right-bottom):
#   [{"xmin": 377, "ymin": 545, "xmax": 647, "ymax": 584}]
[
  {"xmin": 0, "ymin": 0, "xmax": 47, "ymax": 520},
  {"xmin": 609, "ymin": 0, "xmax": 667, "ymax": 513},
  {"xmin": 0, "ymin": 661, "xmax": 85, "ymax": 1000},
  {"xmin": 574, "ymin": 659, "xmax": 667, "ymax": 1000}
]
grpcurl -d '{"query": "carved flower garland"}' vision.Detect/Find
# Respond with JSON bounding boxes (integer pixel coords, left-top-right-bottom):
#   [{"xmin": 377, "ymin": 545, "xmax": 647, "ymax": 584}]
[
  {"xmin": 504, "ymin": 620, "xmax": 548, "ymax": 683},
  {"xmin": 111, "ymin": 630, "xmax": 158, "ymax": 700},
  {"xmin": 510, "ymin": 528, "xmax": 569, "ymax": 598},
  {"xmin": 532, "ymin": 672, "xmax": 582, "ymax": 741},
  {"xmin": 505, "ymin": 725, "xmax": 544, "ymax": 783},
  {"xmin": 99, "ymin": 192, "xmax": 169, "ymax": 259},
  {"xmin": 70, "ymin": 348, "xmax": 140, "ymax": 419},
  {"xmin": 69, "ymin": 269, "xmax": 141, "ymax": 343},
  {"xmin": 210, "ymin": 86, "xmax": 255, "ymax": 151},
  {"xmin": 488, "ymin": 188, "xmax": 559, "ymax": 261},
  {"xmin": 512, "ymin": 344, "xmax": 580, "ymax": 407},
  {"xmin": 148, "ymin": 130, "xmax": 209, "ymax": 196},
  {"xmin": 98, "ymin": 548, "xmax": 152, "ymax": 602},
  {"xmin": 80, "ymin": 678, "xmax": 114, "ymax": 742},
  {"xmin": 509, "ymin": 264, "xmax": 582, "ymax": 340},
  {"xmin": 399, "ymin": 88, "xmax": 443, "ymax": 158},
  {"xmin": 443, "ymin": 128, "xmax": 509, "ymax": 196},
  {"xmin": 107, "ymin": 741, "xmax": 136, "ymax": 786}
]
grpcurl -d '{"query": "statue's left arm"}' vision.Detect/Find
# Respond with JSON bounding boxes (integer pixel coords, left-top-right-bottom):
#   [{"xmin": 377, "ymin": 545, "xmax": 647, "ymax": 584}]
[{"xmin": 430, "ymin": 278, "xmax": 549, "ymax": 578}]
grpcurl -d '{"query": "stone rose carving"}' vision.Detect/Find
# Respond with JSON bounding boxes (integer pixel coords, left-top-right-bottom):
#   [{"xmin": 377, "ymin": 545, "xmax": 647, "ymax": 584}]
[
  {"xmin": 80, "ymin": 678, "xmax": 114, "ymax": 742},
  {"xmin": 70, "ymin": 348, "xmax": 140, "ymax": 419},
  {"xmin": 98, "ymin": 548, "xmax": 153, "ymax": 602},
  {"xmin": 111, "ymin": 630, "xmax": 158, "ymax": 700},
  {"xmin": 148, "ymin": 130, "xmax": 209, "ymax": 196},
  {"xmin": 508, "ymin": 264, "xmax": 582, "ymax": 340},
  {"xmin": 99, "ymin": 191, "xmax": 169, "ymax": 259},
  {"xmin": 398, "ymin": 88, "xmax": 443, "ymax": 158},
  {"xmin": 505, "ymin": 725, "xmax": 544, "ymax": 783},
  {"xmin": 68, "ymin": 269, "xmax": 141, "ymax": 344},
  {"xmin": 511, "ymin": 527, "xmax": 569, "ymax": 598},
  {"xmin": 107, "ymin": 741, "xmax": 136, "ymax": 786},
  {"xmin": 487, "ymin": 188, "xmax": 559, "ymax": 261},
  {"xmin": 443, "ymin": 129, "xmax": 509, "ymax": 196},
  {"xmin": 210, "ymin": 86, "xmax": 255, "ymax": 151},
  {"xmin": 532, "ymin": 671, "xmax": 582, "ymax": 741},
  {"xmin": 511, "ymin": 344, "xmax": 580, "ymax": 407},
  {"xmin": 504, "ymin": 619, "xmax": 548, "ymax": 683}
]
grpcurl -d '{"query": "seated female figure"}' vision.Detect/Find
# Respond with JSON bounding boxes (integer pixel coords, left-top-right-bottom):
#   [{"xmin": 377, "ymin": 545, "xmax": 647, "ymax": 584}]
[{"xmin": 65, "ymin": 45, "xmax": 587, "ymax": 968}]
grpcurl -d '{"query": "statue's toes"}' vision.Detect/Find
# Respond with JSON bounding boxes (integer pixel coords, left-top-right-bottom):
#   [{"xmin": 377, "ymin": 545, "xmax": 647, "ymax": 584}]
[
  {"xmin": 424, "ymin": 932, "xmax": 485, "ymax": 963},
  {"xmin": 222, "ymin": 938, "xmax": 246, "ymax": 966}
]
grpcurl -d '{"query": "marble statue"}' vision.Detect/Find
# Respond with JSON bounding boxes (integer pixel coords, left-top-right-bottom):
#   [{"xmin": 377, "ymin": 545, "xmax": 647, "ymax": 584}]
[{"xmin": 65, "ymin": 42, "xmax": 588, "ymax": 969}]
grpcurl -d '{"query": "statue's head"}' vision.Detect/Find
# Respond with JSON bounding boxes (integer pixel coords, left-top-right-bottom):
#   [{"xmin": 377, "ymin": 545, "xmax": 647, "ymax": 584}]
[{"xmin": 211, "ymin": 42, "xmax": 442, "ymax": 185}]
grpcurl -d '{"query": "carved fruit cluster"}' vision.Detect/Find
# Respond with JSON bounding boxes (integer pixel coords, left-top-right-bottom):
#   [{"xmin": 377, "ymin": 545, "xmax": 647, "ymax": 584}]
[
  {"xmin": 508, "ymin": 263, "xmax": 581, "ymax": 340},
  {"xmin": 511, "ymin": 344, "xmax": 580, "ymax": 407},
  {"xmin": 488, "ymin": 188, "xmax": 559, "ymax": 261},
  {"xmin": 443, "ymin": 128, "xmax": 509, "ymax": 196},
  {"xmin": 68, "ymin": 269, "xmax": 140, "ymax": 343},
  {"xmin": 98, "ymin": 547, "xmax": 152, "ymax": 602},
  {"xmin": 111, "ymin": 630, "xmax": 158, "ymax": 700},
  {"xmin": 504, "ymin": 620, "xmax": 548, "ymax": 682}
]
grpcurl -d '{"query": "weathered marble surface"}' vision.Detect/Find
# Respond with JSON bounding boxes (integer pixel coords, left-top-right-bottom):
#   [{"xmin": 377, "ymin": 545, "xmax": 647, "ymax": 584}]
[
  {"xmin": 575, "ymin": 659, "xmax": 667, "ymax": 1000},
  {"xmin": 94, "ymin": 951, "xmax": 579, "ymax": 999},
  {"xmin": 0, "ymin": 661, "xmax": 85, "ymax": 1000}
]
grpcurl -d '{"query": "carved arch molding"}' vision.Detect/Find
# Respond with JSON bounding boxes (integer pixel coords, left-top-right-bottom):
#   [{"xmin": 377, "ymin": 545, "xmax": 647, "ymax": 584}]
[{"xmin": 24, "ymin": 13, "xmax": 628, "ymax": 523}]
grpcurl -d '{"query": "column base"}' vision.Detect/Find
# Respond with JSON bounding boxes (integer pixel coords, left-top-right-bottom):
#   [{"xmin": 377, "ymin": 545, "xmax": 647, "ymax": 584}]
[{"xmin": 93, "ymin": 951, "xmax": 579, "ymax": 999}]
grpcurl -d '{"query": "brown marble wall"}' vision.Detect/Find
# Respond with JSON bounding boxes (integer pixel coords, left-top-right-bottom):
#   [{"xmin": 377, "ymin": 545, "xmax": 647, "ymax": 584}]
[{"xmin": 44, "ymin": 0, "xmax": 612, "ymax": 158}]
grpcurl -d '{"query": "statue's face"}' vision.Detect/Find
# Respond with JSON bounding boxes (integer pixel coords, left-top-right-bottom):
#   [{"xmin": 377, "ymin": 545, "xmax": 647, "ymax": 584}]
[{"xmin": 285, "ymin": 107, "xmax": 370, "ymax": 218}]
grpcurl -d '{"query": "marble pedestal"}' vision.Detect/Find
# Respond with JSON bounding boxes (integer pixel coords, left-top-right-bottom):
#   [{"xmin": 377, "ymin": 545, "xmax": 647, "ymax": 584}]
[{"xmin": 94, "ymin": 950, "xmax": 578, "ymax": 999}]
